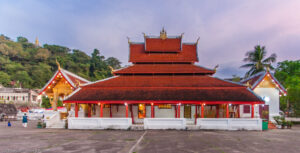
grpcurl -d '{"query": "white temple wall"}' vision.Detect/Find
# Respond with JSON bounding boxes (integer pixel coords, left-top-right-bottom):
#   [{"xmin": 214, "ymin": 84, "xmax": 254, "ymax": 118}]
[{"xmin": 254, "ymin": 88, "xmax": 280, "ymax": 118}]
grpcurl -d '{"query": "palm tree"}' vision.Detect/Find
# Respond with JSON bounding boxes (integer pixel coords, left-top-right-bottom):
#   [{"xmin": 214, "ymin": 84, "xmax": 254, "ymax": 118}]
[{"xmin": 241, "ymin": 45, "xmax": 277, "ymax": 78}]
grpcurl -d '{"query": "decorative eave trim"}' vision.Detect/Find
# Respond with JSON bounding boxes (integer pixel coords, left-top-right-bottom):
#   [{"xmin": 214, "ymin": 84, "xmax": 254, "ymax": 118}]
[
  {"xmin": 63, "ymin": 87, "xmax": 81, "ymax": 101},
  {"xmin": 81, "ymin": 76, "xmax": 119, "ymax": 87}
]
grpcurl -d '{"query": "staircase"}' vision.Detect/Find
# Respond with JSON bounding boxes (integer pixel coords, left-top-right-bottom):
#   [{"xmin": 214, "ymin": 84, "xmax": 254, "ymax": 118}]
[
  {"xmin": 45, "ymin": 111, "xmax": 66, "ymax": 129},
  {"xmin": 268, "ymin": 121, "xmax": 277, "ymax": 129}
]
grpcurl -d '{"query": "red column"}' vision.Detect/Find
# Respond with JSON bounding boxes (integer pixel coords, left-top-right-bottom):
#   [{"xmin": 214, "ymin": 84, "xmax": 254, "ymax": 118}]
[
  {"xmin": 201, "ymin": 104, "xmax": 204, "ymax": 118},
  {"xmin": 110, "ymin": 104, "xmax": 112, "ymax": 118},
  {"xmin": 251, "ymin": 104, "xmax": 254, "ymax": 118},
  {"xmin": 87, "ymin": 104, "xmax": 91, "ymax": 117},
  {"xmin": 175, "ymin": 105, "xmax": 177, "ymax": 118},
  {"xmin": 151, "ymin": 103, "xmax": 154, "ymax": 118},
  {"xmin": 130, "ymin": 105, "xmax": 134, "ymax": 124},
  {"xmin": 226, "ymin": 104, "xmax": 229, "ymax": 118},
  {"xmin": 100, "ymin": 103, "xmax": 103, "ymax": 117},
  {"xmin": 216, "ymin": 105, "xmax": 219, "ymax": 118},
  {"xmin": 125, "ymin": 103, "xmax": 128, "ymax": 118},
  {"xmin": 237, "ymin": 105, "xmax": 240, "ymax": 118},
  {"xmin": 75, "ymin": 103, "xmax": 78, "ymax": 118},
  {"xmin": 177, "ymin": 104, "xmax": 181, "ymax": 118},
  {"xmin": 195, "ymin": 105, "xmax": 198, "ymax": 124}
]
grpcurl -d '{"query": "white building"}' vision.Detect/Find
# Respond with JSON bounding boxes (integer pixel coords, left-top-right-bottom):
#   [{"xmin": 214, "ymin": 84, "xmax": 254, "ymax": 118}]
[
  {"xmin": 0, "ymin": 87, "xmax": 41, "ymax": 104},
  {"xmin": 240, "ymin": 71, "xmax": 287, "ymax": 121}
]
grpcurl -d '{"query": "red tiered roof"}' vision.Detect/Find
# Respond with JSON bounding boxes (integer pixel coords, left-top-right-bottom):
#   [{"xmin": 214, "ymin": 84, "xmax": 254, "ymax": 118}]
[
  {"xmin": 129, "ymin": 43, "xmax": 198, "ymax": 63},
  {"xmin": 145, "ymin": 37, "xmax": 182, "ymax": 52},
  {"xmin": 113, "ymin": 64, "xmax": 215, "ymax": 75},
  {"xmin": 64, "ymin": 30, "xmax": 264, "ymax": 105}
]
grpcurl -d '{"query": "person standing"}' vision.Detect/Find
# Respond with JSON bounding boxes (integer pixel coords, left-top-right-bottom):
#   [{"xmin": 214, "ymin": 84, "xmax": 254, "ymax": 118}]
[{"xmin": 22, "ymin": 113, "xmax": 28, "ymax": 128}]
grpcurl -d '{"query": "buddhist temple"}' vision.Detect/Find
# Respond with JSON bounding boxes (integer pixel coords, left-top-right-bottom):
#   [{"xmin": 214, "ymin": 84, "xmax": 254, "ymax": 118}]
[
  {"xmin": 240, "ymin": 70, "xmax": 286, "ymax": 120},
  {"xmin": 40, "ymin": 61, "xmax": 90, "ymax": 111},
  {"xmin": 63, "ymin": 29, "xmax": 265, "ymax": 130}
]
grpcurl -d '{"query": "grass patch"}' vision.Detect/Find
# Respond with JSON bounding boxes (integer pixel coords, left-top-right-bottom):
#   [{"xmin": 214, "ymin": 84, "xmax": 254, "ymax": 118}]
[{"xmin": 124, "ymin": 138, "xmax": 136, "ymax": 141}]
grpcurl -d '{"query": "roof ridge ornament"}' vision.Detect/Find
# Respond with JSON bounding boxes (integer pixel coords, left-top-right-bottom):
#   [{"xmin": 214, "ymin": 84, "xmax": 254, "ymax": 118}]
[
  {"xmin": 213, "ymin": 64, "xmax": 219, "ymax": 72},
  {"xmin": 142, "ymin": 32, "xmax": 146, "ymax": 38},
  {"xmin": 181, "ymin": 33, "xmax": 184, "ymax": 38},
  {"xmin": 160, "ymin": 27, "xmax": 167, "ymax": 40},
  {"xmin": 126, "ymin": 37, "xmax": 131, "ymax": 44},
  {"xmin": 56, "ymin": 58, "xmax": 61, "ymax": 70},
  {"xmin": 196, "ymin": 37, "xmax": 200, "ymax": 45}
]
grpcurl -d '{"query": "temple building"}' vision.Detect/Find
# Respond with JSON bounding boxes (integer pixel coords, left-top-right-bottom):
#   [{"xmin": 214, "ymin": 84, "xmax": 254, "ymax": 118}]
[
  {"xmin": 63, "ymin": 29, "xmax": 265, "ymax": 130},
  {"xmin": 39, "ymin": 61, "xmax": 90, "ymax": 111},
  {"xmin": 240, "ymin": 70, "xmax": 287, "ymax": 120}
]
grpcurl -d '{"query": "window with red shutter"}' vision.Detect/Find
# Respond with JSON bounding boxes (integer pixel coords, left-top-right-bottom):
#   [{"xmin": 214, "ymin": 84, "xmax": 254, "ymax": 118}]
[{"xmin": 244, "ymin": 105, "xmax": 250, "ymax": 113}]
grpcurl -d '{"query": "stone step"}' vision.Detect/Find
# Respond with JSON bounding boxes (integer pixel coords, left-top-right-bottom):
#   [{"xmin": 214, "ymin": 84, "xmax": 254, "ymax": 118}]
[{"xmin": 131, "ymin": 124, "xmax": 144, "ymax": 130}]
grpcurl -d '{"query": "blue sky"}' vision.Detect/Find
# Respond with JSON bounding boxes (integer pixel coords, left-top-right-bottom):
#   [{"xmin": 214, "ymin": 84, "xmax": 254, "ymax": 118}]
[{"xmin": 0, "ymin": 0, "xmax": 299, "ymax": 78}]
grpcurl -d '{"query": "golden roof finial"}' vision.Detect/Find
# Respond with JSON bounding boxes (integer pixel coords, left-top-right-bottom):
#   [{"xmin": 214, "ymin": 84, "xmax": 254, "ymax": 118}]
[
  {"xmin": 181, "ymin": 33, "xmax": 184, "ymax": 38},
  {"xmin": 246, "ymin": 81, "xmax": 252, "ymax": 88},
  {"xmin": 108, "ymin": 66, "xmax": 115, "ymax": 73},
  {"xmin": 126, "ymin": 37, "xmax": 131, "ymax": 44},
  {"xmin": 196, "ymin": 37, "xmax": 200, "ymax": 45},
  {"xmin": 56, "ymin": 58, "xmax": 61, "ymax": 70},
  {"xmin": 160, "ymin": 27, "xmax": 167, "ymax": 40},
  {"xmin": 35, "ymin": 37, "xmax": 39, "ymax": 46},
  {"xmin": 142, "ymin": 32, "xmax": 146, "ymax": 38},
  {"xmin": 213, "ymin": 64, "xmax": 219, "ymax": 72},
  {"xmin": 266, "ymin": 65, "xmax": 270, "ymax": 72}
]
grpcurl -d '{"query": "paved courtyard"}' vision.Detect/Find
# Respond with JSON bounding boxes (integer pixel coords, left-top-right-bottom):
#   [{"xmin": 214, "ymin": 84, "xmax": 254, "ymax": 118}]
[{"xmin": 1, "ymin": 121, "xmax": 300, "ymax": 153}]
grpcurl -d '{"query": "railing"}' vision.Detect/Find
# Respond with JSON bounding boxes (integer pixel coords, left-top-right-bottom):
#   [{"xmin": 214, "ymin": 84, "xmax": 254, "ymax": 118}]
[
  {"xmin": 144, "ymin": 118, "xmax": 186, "ymax": 130},
  {"xmin": 197, "ymin": 118, "xmax": 262, "ymax": 130},
  {"xmin": 68, "ymin": 117, "xmax": 132, "ymax": 130}
]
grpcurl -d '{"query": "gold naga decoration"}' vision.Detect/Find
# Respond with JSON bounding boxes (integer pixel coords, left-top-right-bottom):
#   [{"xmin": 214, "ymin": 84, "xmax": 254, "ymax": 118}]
[
  {"xmin": 246, "ymin": 81, "xmax": 252, "ymax": 88},
  {"xmin": 56, "ymin": 58, "xmax": 61, "ymax": 70},
  {"xmin": 160, "ymin": 27, "xmax": 167, "ymax": 40},
  {"xmin": 126, "ymin": 37, "xmax": 131, "ymax": 44},
  {"xmin": 213, "ymin": 64, "xmax": 219, "ymax": 72},
  {"xmin": 195, "ymin": 37, "xmax": 200, "ymax": 45},
  {"xmin": 108, "ymin": 66, "xmax": 115, "ymax": 73}
]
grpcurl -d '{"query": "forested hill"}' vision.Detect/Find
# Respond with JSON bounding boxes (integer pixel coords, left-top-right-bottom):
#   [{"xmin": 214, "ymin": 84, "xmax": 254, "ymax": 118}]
[{"xmin": 0, "ymin": 34, "xmax": 121, "ymax": 89}]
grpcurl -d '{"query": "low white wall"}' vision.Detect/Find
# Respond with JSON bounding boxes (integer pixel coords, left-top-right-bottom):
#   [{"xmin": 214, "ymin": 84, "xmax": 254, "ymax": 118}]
[
  {"xmin": 197, "ymin": 118, "xmax": 262, "ymax": 131},
  {"xmin": 144, "ymin": 118, "xmax": 186, "ymax": 130},
  {"xmin": 68, "ymin": 117, "xmax": 132, "ymax": 130}
]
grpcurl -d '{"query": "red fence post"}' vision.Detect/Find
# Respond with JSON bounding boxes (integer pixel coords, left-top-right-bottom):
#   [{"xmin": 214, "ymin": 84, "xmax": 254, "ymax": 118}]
[
  {"xmin": 251, "ymin": 104, "xmax": 254, "ymax": 118},
  {"xmin": 201, "ymin": 104, "xmax": 204, "ymax": 118}
]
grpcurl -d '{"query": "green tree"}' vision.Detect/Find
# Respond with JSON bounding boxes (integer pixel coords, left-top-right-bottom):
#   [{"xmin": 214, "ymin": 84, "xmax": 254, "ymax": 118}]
[
  {"xmin": 241, "ymin": 45, "xmax": 276, "ymax": 77},
  {"xmin": 0, "ymin": 72, "xmax": 11, "ymax": 86},
  {"xmin": 41, "ymin": 96, "xmax": 51, "ymax": 108},
  {"xmin": 275, "ymin": 60, "xmax": 300, "ymax": 116},
  {"xmin": 105, "ymin": 57, "xmax": 121, "ymax": 69},
  {"xmin": 12, "ymin": 71, "xmax": 33, "ymax": 88},
  {"xmin": 17, "ymin": 36, "xmax": 28, "ymax": 43}
]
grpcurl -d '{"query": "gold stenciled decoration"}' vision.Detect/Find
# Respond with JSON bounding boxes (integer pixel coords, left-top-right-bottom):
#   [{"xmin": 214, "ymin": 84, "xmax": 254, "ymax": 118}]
[{"xmin": 160, "ymin": 27, "xmax": 167, "ymax": 40}]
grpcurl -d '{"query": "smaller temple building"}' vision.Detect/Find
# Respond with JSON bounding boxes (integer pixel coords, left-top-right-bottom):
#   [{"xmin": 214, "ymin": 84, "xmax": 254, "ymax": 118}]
[
  {"xmin": 39, "ymin": 63, "xmax": 90, "ymax": 111},
  {"xmin": 240, "ymin": 70, "xmax": 287, "ymax": 120}
]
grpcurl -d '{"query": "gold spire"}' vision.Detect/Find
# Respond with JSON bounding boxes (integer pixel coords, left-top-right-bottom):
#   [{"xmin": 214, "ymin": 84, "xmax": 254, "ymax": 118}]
[
  {"xmin": 160, "ymin": 27, "xmax": 167, "ymax": 40},
  {"xmin": 56, "ymin": 58, "xmax": 61, "ymax": 70},
  {"xmin": 35, "ymin": 37, "xmax": 39, "ymax": 46},
  {"xmin": 142, "ymin": 32, "xmax": 146, "ymax": 38}
]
